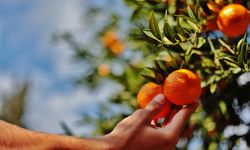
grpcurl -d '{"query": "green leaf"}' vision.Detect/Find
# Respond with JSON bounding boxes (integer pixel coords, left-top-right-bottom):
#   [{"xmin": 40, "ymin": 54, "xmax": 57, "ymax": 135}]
[
  {"xmin": 196, "ymin": 37, "xmax": 206, "ymax": 48},
  {"xmin": 149, "ymin": 11, "xmax": 162, "ymax": 40},
  {"xmin": 201, "ymin": 57, "xmax": 215, "ymax": 67},
  {"xmin": 163, "ymin": 23, "xmax": 176, "ymax": 43},
  {"xmin": 176, "ymin": 15, "xmax": 197, "ymax": 24},
  {"xmin": 123, "ymin": 0, "xmax": 143, "ymax": 6},
  {"xmin": 176, "ymin": 17, "xmax": 185, "ymax": 36},
  {"xmin": 162, "ymin": 36, "xmax": 173, "ymax": 45},
  {"xmin": 217, "ymin": 51, "xmax": 237, "ymax": 64},
  {"xmin": 218, "ymin": 38, "xmax": 234, "ymax": 54},
  {"xmin": 210, "ymin": 83, "xmax": 217, "ymax": 93},
  {"xmin": 187, "ymin": 20, "xmax": 199, "ymax": 32},
  {"xmin": 154, "ymin": 60, "xmax": 168, "ymax": 77},
  {"xmin": 219, "ymin": 101, "xmax": 227, "ymax": 115},
  {"xmin": 177, "ymin": 34, "xmax": 187, "ymax": 41},
  {"xmin": 163, "ymin": 11, "xmax": 176, "ymax": 42},
  {"xmin": 187, "ymin": 6, "xmax": 198, "ymax": 24},
  {"xmin": 141, "ymin": 74, "xmax": 156, "ymax": 83},
  {"xmin": 142, "ymin": 30, "xmax": 161, "ymax": 45},
  {"xmin": 208, "ymin": 38, "xmax": 221, "ymax": 67},
  {"xmin": 130, "ymin": 6, "xmax": 142, "ymax": 22},
  {"xmin": 237, "ymin": 34, "xmax": 247, "ymax": 66}
]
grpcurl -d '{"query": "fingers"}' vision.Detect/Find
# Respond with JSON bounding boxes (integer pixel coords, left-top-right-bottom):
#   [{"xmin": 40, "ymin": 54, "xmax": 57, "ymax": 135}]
[
  {"xmin": 119, "ymin": 94, "xmax": 166, "ymax": 130},
  {"xmin": 162, "ymin": 106, "xmax": 181, "ymax": 127},
  {"xmin": 160, "ymin": 102, "xmax": 199, "ymax": 136},
  {"xmin": 144, "ymin": 94, "xmax": 166, "ymax": 123}
]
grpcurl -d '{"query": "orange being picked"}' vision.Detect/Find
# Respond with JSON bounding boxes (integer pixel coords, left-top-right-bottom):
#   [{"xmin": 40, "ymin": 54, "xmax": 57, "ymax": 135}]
[
  {"xmin": 137, "ymin": 82, "xmax": 171, "ymax": 120},
  {"xmin": 163, "ymin": 69, "xmax": 201, "ymax": 105},
  {"xmin": 217, "ymin": 4, "xmax": 250, "ymax": 38}
]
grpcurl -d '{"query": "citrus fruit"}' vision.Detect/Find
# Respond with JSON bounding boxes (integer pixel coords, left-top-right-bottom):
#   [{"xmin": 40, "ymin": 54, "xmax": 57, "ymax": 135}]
[
  {"xmin": 217, "ymin": 4, "xmax": 250, "ymax": 37},
  {"xmin": 109, "ymin": 40, "xmax": 124, "ymax": 55},
  {"xmin": 98, "ymin": 64, "xmax": 110, "ymax": 77},
  {"xmin": 137, "ymin": 82, "xmax": 171, "ymax": 120},
  {"xmin": 163, "ymin": 69, "xmax": 201, "ymax": 105},
  {"xmin": 102, "ymin": 31, "xmax": 124, "ymax": 55},
  {"xmin": 102, "ymin": 31, "xmax": 118, "ymax": 48}
]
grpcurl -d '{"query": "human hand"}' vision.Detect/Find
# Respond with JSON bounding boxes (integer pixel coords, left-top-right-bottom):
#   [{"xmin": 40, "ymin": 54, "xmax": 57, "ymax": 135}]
[{"xmin": 102, "ymin": 94, "xmax": 199, "ymax": 150}]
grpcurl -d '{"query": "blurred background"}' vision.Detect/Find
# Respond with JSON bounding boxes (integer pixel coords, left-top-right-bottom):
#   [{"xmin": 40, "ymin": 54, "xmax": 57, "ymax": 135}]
[
  {"xmin": 0, "ymin": 0, "xmax": 131, "ymax": 135},
  {"xmin": 1, "ymin": 0, "xmax": 250, "ymax": 149}
]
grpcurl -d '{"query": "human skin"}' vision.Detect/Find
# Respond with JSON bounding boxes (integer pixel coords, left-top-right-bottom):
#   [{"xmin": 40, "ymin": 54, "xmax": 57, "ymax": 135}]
[{"xmin": 0, "ymin": 94, "xmax": 199, "ymax": 150}]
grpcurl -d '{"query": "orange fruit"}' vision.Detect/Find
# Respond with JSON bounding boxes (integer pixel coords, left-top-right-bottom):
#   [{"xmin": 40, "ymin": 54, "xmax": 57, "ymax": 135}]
[
  {"xmin": 163, "ymin": 69, "xmax": 201, "ymax": 105},
  {"xmin": 102, "ymin": 31, "xmax": 118, "ymax": 48},
  {"xmin": 217, "ymin": 4, "xmax": 250, "ymax": 37},
  {"xmin": 109, "ymin": 40, "xmax": 124, "ymax": 55},
  {"xmin": 137, "ymin": 82, "xmax": 171, "ymax": 120},
  {"xmin": 102, "ymin": 31, "xmax": 124, "ymax": 55},
  {"xmin": 98, "ymin": 64, "xmax": 110, "ymax": 77}
]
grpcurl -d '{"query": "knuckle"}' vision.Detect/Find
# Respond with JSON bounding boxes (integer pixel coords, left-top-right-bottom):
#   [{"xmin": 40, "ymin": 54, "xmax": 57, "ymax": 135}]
[
  {"xmin": 132, "ymin": 109, "xmax": 150, "ymax": 121},
  {"xmin": 133, "ymin": 109, "xmax": 148, "ymax": 116},
  {"xmin": 147, "ymin": 101, "xmax": 161, "ymax": 112}
]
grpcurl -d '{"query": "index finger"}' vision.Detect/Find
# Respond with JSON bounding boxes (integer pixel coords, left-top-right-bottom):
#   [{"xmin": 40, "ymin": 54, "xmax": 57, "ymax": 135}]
[{"xmin": 160, "ymin": 102, "xmax": 199, "ymax": 137}]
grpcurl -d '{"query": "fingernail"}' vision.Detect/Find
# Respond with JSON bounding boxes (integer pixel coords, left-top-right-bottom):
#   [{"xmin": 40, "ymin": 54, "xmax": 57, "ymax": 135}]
[{"xmin": 153, "ymin": 94, "xmax": 166, "ymax": 104}]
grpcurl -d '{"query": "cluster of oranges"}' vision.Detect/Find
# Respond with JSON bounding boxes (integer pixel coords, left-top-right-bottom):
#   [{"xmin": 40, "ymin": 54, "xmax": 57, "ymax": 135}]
[
  {"xmin": 137, "ymin": 69, "xmax": 201, "ymax": 123},
  {"xmin": 205, "ymin": 2, "xmax": 249, "ymax": 38},
  {"xmin": 98, "ymin": 31, "xmax": 125, "ymax": 77},
  {"xmin": 102, "ymin": 31, "xmax": 124, "ymax": 55}
]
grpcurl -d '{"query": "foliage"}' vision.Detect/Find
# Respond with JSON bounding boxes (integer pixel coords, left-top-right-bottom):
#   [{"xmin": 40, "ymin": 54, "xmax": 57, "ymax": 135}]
[
  {"xmin": 57, "ymin": 0, "xmax": 250, "ymax": 149},
  {"xmin": 0, "ymin": 82, "xmax": 29, "ymax": 127}
]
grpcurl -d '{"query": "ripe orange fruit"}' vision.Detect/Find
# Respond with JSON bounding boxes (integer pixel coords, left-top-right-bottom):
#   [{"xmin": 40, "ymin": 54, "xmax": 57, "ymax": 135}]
[
  {"xmin": 102, "ymin": 31, "xmax": 118, "ymax": 48},
  {"xmin": 217, "ymin": 4, "xmax": 250, "ymax": 37},
  {"xmin": 102, "ymin": 31, "xmax": 124, "ymax": 55},
  {"xmin": 163, "ymin": 69, "xmax": 201, "ymax": 105},
  {"xmin": 98, "ymin": 64, "xmax": 110, "ymax": 77},
  {"xmin": 137, "ymin": 82, "xmax": 171, "ymax": 120},
  {"xmin": 109, "ymin": 40, "xmax": 124, "ymax": 55}
]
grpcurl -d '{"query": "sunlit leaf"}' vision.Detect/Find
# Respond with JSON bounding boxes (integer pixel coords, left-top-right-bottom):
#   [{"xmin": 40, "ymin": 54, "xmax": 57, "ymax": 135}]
[{"xmin": 149, "ymin": 11, "xmax": 162, "ymax": 40}]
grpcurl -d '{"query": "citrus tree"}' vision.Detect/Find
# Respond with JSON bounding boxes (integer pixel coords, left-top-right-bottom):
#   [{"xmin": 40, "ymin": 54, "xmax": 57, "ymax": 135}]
[{"xmin": 57, "ymin": 0, "xmax": 250, "ymax": 149}]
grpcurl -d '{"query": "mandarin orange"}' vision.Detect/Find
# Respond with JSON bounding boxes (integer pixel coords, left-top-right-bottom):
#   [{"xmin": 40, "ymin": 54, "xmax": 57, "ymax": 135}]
[
  {"xmin": 217, "ymin": 4, "xmax": 249, "ymax": 37},
  {"xmin": 137, "ymin": 82, "xmax": 171, "ymax": 120},
  {"xmin": 163, "ymin": 69, "xmax": 201, "ymax": 105}
]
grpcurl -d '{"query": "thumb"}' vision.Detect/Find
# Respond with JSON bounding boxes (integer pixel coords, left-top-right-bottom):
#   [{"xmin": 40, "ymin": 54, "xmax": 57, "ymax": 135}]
[{"xmin": 144, "ymin": 94, "xmax": 166, "ymax": 122}]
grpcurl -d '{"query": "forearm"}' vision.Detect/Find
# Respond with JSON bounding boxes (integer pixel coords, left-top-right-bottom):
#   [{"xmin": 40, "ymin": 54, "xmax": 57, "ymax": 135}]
[{"xmin": 0, "ymin": 120, "xmax": 112, "ymax": 150}]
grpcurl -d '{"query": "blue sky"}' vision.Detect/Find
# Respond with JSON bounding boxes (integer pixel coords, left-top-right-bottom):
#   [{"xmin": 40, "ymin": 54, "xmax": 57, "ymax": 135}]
[{"xmin": 0, "ymin": 0, "xmax": 128, "ymax": 135}]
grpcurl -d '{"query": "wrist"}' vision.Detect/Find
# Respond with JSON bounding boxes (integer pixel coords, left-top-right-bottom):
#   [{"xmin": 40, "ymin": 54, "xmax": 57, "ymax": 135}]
[
  {"xmin": 100, "ymin": 132, "xmax": 127, "ymax": 150},
  {"xmin": 54, "ymin": 135, "xmax": 116, "ymax": 150},
  {"xmin": 98, "ymin": 134, "xmax": 116, "ymax": 150}
]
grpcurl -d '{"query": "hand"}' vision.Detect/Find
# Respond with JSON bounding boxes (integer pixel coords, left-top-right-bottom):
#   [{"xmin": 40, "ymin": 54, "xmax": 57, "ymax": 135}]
[{"xmin": 102, "ymin": 94, "xmax": 199, "ymax": 150}]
